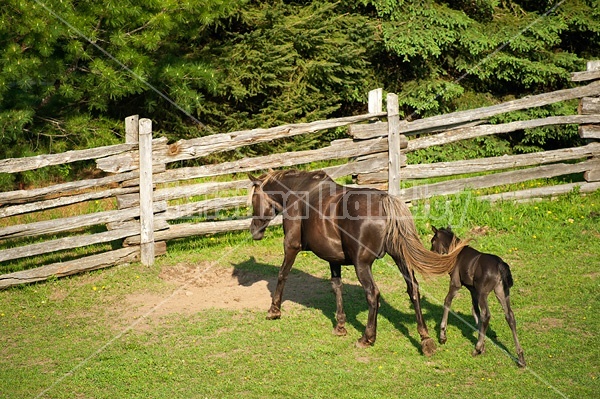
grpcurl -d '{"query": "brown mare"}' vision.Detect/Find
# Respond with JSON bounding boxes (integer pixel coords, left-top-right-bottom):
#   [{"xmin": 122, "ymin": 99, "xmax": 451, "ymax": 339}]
[
  {"xmin": 431, "ymin": 226, "xmax": 526, "ymax": 367},
  {"xmin": 248, "ymin": 169, "xmax": 467, "ymax": 355}
]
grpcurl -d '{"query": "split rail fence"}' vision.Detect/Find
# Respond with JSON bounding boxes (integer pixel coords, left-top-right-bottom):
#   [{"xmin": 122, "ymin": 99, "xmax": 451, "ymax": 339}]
[{"xmin": 1, "ymin": 62, "xmax": 599, "ymax": 289}]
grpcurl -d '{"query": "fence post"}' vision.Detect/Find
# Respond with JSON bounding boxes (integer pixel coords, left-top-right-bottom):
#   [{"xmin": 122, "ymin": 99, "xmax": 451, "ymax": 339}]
[
  {"xmin": 107, "ymin": 115, "xmax": 140, "ymax": 242},
  {"xmin": 578, "ymin": 61, "xmax": 600, "ymax": 182},
  {"xmin": 138, "ymin": 118, "xmax": 155, "ymax": 265},
  {"xmin": 387, "ymin": 93, "xmax": 401, "ymax": 196},
  {"xmin": 368, "ymin": 88, "xmax": 383, "ymax": 114},
  {"xmin": 125, "ymin": 115, "xmax": 139, "ymax": 144}
]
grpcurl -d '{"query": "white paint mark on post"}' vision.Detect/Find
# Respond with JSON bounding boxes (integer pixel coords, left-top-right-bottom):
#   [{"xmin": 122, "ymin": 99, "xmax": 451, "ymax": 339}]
[
  {"xmin": 125, "ymin": 115, "xmax": 139, "ymax": 144},
  {"xmin": 587, "ymin": 60, "xmax": 600, "ymax": 72},
  {"xmin": 368, "ymin": 88, "xmax": 383, "ymax": 114}
]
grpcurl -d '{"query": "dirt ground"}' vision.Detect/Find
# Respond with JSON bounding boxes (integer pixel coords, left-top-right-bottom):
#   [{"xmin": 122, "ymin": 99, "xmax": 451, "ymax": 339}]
[{"xmin": 124, "ymin": 261, "xmax": 331, "ymax": 323}]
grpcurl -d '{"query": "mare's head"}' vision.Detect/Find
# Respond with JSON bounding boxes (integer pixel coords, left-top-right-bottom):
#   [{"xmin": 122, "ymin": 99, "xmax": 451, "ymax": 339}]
[
  {"xmin": 430, "ymin": 226, "xmax": 456, "ymax": 254},
  {"xmin": 247, "ymin": 169, "xmax": 334, "ymax": 240},
  {"xmin": 247, "ymin": 173, "xmax": 283, "ymax": 240}
]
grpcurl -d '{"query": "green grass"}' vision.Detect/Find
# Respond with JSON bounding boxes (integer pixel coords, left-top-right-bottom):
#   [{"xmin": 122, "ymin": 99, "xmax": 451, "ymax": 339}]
[{"xmin": 1, "ymin": 190, "xmax": 599, "ymax": 398}]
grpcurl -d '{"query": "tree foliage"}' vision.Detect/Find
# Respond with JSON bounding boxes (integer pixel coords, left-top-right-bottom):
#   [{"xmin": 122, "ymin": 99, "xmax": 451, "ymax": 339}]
[
  {"xmin": 0, "ymin": 0, "xmax": 599, "ymax": 188},
  {"xmin": 361, "ymin": 0, "xmax": 599, "ymax": 115}
]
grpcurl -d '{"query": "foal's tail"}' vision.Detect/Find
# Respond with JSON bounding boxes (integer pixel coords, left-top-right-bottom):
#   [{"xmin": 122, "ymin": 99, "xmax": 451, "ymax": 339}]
[
  {"xmin": 381, "ymin": 195, "xmax": 468, "ymax": 278},
  {"xmin": 499, "ymin": 261, "xmax": 514, "ymax": 296}
]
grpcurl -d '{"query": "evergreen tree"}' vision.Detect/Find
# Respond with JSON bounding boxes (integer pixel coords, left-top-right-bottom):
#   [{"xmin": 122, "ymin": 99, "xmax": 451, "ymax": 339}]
[
  {"xmin": 359, "ymin": 0, "xmax": 600, "ymax": 116},
  {"xmin": 357, "ymin": 0, "xmax": 600, "ymax": 158},
  {"xmin": 0, "ymin": 0, "xmax": 599, "ymax": 189},
  {"xmin": 0, "ymin": 0, "xmax": 239, "ymax": 186}
]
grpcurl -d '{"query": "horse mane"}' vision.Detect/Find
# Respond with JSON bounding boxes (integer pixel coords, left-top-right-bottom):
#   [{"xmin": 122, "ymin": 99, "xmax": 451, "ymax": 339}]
[
  {"xmin": 248, "ymin": 169, "xmax": 333, "ymax": 205},
  {"xmin": 260, "ymin": 169, "xmax": 333, "ymax": 187}
]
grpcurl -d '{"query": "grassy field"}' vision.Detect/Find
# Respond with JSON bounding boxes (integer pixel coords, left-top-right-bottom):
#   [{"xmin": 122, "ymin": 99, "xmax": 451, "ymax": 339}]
[{"xmin": 1, "ymin": 189, "xmax": 598, "ymax": 398}]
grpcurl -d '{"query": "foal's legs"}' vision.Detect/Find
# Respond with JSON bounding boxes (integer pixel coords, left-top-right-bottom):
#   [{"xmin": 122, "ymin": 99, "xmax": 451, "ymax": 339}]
[
  {"xmin": 393, "ymin": 256, "xmax": 436, "ymax": 356},
  {"xmin": 472, "ymin": 291, "xmax": 491, "ymax": 357},
  {"xmin": 469, "ymin": 288, "xmax": 480, "ymax": 327},
  {"xmin": 267, "ymin": 223, "xmax": 301, "ymax": 319},
  {"xmin": 439, "ymin": 281, "xmax": 461, "ymax": 344},
  {"xmin": 495, "ymin": 285, "xmax": 526, "ymax": 367},
  {"xmin": 471, "ymin": 306, "xmax": 480, "ymax": 327},
  {"xmin": 330, "ymin": 262, "xmax": 347, "ymax": 336}
]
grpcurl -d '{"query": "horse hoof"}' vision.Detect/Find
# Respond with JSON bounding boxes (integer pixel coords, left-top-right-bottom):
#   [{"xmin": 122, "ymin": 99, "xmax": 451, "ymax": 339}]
[
  {"xmin": 439, "ymin": 336, "xmax": 447, "ymax": 345},
  {"xmin": 355, "ymin": 339, "xmax": 373, "ymax": 349},
  {"xmin": 517, "ymin": 354, "xmax": 526, "ymax": 368},
  {"xmin": 333, "ymin": 326, "xmax": 347, "ymax": 336},
  {"xmin": 266, "ymin": 305, "xmax": 281, "ymax": 320},
  {"xmin": 421, "ymin": 338, "xmax": 436, "ymax": 357},
  {"xmin": 472, "ymin": 348, "xmax": 484, "ymax": 357},
  {"xmin": 266, "ymin": 312, "xmax": 281, "ymax": 320}
]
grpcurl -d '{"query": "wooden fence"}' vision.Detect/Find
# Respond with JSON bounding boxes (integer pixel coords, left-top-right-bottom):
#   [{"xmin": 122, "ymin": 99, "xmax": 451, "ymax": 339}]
[{"xmin": 1, "ymin": 61, "xmax": 599, "ymax": 289}]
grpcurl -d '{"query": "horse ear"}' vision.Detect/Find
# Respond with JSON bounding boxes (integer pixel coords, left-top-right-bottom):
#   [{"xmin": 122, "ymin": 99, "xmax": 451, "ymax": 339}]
[
  {"xmin": 431, "ymin": 226, "xmax": 438, "ymax": 234},
  {"xmin": 446, "ymin": 225, "xmax": 453, "ymax": 232},
  {"xmin": 247, "ymin": 173, "xmax": 261, "ymax": 186}
]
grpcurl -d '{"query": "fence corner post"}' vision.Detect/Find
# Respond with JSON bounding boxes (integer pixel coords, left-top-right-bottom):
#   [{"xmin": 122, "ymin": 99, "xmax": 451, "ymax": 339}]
[
  {"xmin": 387, "ymin": 93, "xmax": 401, "ymax": 196},
  {"xmin": 138, "ymin": 118, "xmax": 155, "ymax": 266}
]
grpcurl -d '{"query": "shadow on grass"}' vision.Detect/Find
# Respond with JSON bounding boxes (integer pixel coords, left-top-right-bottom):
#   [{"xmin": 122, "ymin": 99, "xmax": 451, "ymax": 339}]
[
  {"xmin": 231, "ymin": 256, "xmax": 512, "ymax": 356},
  {"xmin": 428, "ymin": 298, "xmax": 512, "ymax": 357}
]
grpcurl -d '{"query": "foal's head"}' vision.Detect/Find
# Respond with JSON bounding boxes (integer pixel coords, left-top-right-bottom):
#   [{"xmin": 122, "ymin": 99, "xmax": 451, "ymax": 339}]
[
  {"xmin": 430, "ymin": 226, "xmax": 457, "ymax": 254},
  {"xmin": 248, "ymin": 173, "xmax": 283, "ymax": 240}
]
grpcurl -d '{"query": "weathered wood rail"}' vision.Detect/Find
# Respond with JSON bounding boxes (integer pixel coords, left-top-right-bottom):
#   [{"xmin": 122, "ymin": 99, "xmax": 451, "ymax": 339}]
[{"xmin": 1, "ymin": 61, "xmax": 599, "ymax": 288}]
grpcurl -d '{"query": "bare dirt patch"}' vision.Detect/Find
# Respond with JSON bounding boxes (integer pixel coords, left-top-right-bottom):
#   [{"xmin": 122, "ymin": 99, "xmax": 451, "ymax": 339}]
[
  {"xmin": 123, "ymin": 261, "xmax": 331, "ymax": 325},
  {"xmin": 469, "ymin": 225, "xmax": 490, "ymax": 236},
  {"xmin": 527, "ymin": 317, "xmax": 565, "ymax": 333}
]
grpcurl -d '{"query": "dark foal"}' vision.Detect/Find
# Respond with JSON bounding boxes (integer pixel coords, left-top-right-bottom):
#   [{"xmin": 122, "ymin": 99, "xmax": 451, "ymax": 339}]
[{"xmin": 430, "ymin": 226, "xmax": 526, "ymax": 367}]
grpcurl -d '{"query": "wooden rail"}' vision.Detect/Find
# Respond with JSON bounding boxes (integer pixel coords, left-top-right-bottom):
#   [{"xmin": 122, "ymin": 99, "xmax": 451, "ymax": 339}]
[{"xmin": 1, "ymin": 61, "xmax": 599, "ymax": 288}]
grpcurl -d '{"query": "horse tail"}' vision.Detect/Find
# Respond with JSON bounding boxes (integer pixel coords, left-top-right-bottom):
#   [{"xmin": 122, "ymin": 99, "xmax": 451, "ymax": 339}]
[
  {"xmin": 499, "ymin": 261, "xmax": 514, "ymax": 296},
  {"xmin": 381, "ymin": 194, "xmax": 469, "ymax": 278}
]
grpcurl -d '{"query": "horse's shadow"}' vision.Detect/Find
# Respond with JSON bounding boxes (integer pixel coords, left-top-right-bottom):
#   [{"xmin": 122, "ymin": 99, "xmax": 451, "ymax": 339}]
[{"xmin": 231, "ymin": 256, "xmax": 509, "ymax": 355}]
